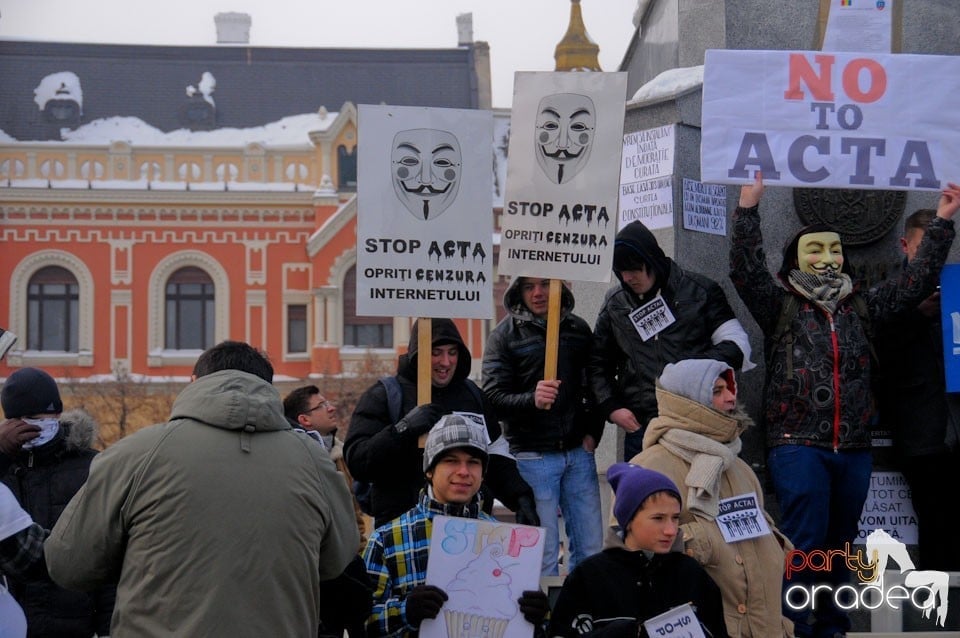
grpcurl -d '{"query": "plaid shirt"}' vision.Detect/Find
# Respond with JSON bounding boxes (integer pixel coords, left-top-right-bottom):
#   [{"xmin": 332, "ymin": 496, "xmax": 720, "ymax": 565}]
[
  {"xmin": 362, "ymin": 489, "xmax": 493, "ymax": 638},
  {"xmin": 0, "ymin": 522, "xmax": 46, "ymax": 578}
]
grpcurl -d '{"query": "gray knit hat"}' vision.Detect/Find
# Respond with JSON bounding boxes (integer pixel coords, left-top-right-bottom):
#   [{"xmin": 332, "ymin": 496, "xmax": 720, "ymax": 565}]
[
  {"xmin": 658, "ymin": 359, "xmax": 736, "ymax": 409},
  {"xmin": 423, "ymin": 414, "xmax": 489, "ymax": 473}
]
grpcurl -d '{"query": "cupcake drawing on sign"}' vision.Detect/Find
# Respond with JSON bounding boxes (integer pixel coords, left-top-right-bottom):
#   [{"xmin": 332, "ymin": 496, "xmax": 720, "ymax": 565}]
[{"xmin": 443, "ymin": 543, "xmax": 517, "ymax": 638}]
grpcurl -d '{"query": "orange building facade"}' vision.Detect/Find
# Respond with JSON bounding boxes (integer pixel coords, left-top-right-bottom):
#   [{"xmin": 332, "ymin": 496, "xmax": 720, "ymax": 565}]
[{"xmin": 0, "ymin": 103, "xmax": 503, "ymax": 380}]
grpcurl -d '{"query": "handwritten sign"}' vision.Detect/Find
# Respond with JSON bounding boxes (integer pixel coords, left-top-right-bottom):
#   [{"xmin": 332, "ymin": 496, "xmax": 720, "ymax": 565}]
[
  {"xmin": 357, "ymin": 105, "xmax": 494, "ymax": 319},
  {"xmin": 701, "ymin": 49, "xmax": 960, "ymax": 191},
  {"xmin": 681, "ymin": 178, "xmax": 726, "ymax": 236},
  {"xmin": 421, "ymin": 516, "xmax": 545, "ymax": 638},
  {"xmin": 619, "ymin": 126, "xmax": 675, "ymax": 230},
  {"xmin": 498, "ymin": 71, "xmax": 627, "ymax": 282}
]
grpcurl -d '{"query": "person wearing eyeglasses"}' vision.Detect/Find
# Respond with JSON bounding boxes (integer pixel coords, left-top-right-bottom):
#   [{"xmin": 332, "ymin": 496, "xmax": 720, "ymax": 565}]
[{"xmin": 284, "ymin": 385, "xmax": 367, "ymax": 548}]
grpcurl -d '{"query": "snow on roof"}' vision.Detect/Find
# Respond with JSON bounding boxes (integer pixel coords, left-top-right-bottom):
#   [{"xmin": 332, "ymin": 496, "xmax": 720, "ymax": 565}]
[
  {"xmin": 58, "ymin": 111, "xmax": 336, "ymax": 147},
  {"xmin": 628, "ymin": 65, "xmax": 704, "ymax": 105},
  {"xmin": 34, "ymin": 71, "xmax": 83, "ymax": 112}
]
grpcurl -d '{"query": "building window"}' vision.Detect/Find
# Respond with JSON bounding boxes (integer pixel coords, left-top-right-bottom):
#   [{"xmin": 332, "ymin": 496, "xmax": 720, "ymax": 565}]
[
  {"xmin": 27, "ymin": 266, "xmax": 79, "ymax": 352},
  {"xmin": 342, "ymin": 265, "xmax": 392, "ymax": 347},
  {"xmin": 287, "ymin": 304, "xmax": 308, "ymax": 353},
  {"xmin": 338, "ymin": 145, "xmax": 357, "ymax": 190},
  {"xmin": 165, "ymin": 267, "xmax": 214, "ymax": 350}
]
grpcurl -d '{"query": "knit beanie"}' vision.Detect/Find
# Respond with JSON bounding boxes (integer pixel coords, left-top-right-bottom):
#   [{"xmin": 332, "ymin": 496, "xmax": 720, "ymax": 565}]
[
  {"xmin": 1, "ymin": 367, "xmax": 63, "ymax": 418},
  {"xmin": 607, "ymin": 462, "xmax": 681, "ymax": 531},
  {"xmin": 423, "ymin": 414, "xmax": 489, "ymax": 473},
  {"xmin": 658, "ymin": 359, "xmax": 736, "ymax": 408}
]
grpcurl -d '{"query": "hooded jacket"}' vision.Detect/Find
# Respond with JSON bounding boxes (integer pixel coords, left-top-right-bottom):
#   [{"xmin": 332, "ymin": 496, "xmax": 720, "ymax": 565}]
[
  {"xmin": 45, "ymin": 370, "xmax": 359, "ymax": 637},
  {"xmin": 481, "ymin": 279, "xmax": 602, "ymax": 452},
  {"xmin": 634, "ymin": 383, "xmax": 794, "ymax": 638},
  {"xmin": 1, "ymin": 410, "xmax": 115, "ymax": 638},
  {"xmin": 589, "ymin": 221, "xmax": 745, "ymax": 424},
  {"xmin": 345, "ymin": 318, "xmax": 533, "ymax": 526},
  {"xmin": 730, "ymin": 205, "xmax": 956, "ymax": 450}
]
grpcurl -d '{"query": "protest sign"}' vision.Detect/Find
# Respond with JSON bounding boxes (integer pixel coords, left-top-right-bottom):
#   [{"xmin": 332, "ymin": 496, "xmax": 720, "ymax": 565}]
[
  {"xmin": 356, "ymin": 105, "xmax": 493, "ymax": 319},
  {"xmin": 619, "ymin": 125, "xmax": 675, "ymax": 230},
  {"xmin": 498, "ymin": 72, "xmax": 627, "ymax": 282},
  {"xmin": 855, "ymin": 471, "xmax": 917, "ymax": 545},
  {"xmin": 942, "ymin": 264, "xmax": 960, "ymax": 392},
  {"xmin": 421, "ymin": 516, "xmax": 545, "ymax": 638},
  {"xmin": 682, "ymin": 178, "xmax": 726, "ymax": 236},
  {"xmin": 701, "ymin": 49, "xmax": 960, "ymax": 191},
  {"xmin": 822, "ymin": 0, "xmax": 893, "ymax": 53}
]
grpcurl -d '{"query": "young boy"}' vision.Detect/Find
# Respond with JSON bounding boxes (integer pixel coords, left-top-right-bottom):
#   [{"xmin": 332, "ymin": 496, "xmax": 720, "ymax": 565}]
[{"xmin": 549, "ymin": 463, "xmax": 729, "ymax": 638}]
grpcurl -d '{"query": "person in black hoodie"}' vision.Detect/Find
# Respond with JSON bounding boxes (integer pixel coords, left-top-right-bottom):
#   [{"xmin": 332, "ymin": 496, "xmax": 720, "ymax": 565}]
[
  {"xmin": 345, "ymin": 318, "xmax": 538, "ymax": 529},
  {"xmin": 0, "ymin": 367, "xmax": 115, "ymax": 638},
  {"xmin": 589, "ymin": 221, "xmax": 752, "ymax": 461}
]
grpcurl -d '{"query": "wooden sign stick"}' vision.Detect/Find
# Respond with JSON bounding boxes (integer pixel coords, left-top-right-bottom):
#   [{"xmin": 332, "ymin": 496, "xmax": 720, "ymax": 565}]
[
  {"xmin": 542, "ymin": 279, "xmax": 562, "ymax": 408},
  {"xmin": 417, "ymin": 318, "xmax": 432, "ymax": 447}
]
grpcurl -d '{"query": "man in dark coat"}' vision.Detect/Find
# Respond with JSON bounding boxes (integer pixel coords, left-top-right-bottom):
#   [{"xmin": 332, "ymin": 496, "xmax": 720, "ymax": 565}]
[
  {"xmin": 0, "ymin": 367, "xmax": 115, "ymax": 638},
  {"xmin": 589, "ymin": 220, "xmax": 751, "ymax": 460},
  {"xmin": 482, "ymin": 277, "xmax": 603, "ymax": 576},
  {"xmin": 345, "ymin": 318, "xmax": 538, "ymax": 528}
]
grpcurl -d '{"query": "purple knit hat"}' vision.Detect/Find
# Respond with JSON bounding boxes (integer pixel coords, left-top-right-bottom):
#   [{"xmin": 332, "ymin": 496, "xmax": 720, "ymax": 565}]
[{"xmin": 607, "ymin": 462, "xmax": 681, "ymax": 530}]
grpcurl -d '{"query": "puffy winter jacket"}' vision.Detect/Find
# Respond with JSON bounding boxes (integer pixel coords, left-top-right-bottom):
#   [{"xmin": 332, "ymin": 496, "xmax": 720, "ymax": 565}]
[
  {"xmin": 45, "ymin": 371, "xmax": 359, "ymax": 637},
  {"xmin": 1, "ymin": 410, "xmax": 114, "ymax": 638}
]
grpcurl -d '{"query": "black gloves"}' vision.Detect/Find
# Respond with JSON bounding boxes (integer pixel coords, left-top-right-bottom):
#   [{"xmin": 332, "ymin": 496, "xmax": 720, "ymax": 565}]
[
  {"xmin": 394, "ymin": 403, "xmax": 445, "ymax": 437},
  {"xmin": 404, "ymin": 584, "xmax": 448, "ymax": 627},
  {"xmin": 515, "ymin": 494, "xmax": 541, "ymax": 527},
  {"xmin": 317, "ymin": 555, "xmax": 373, "ymax": 637},
  {"xmin": 518, "ymin": 589, "xmax": 551, "ymax": 625}
]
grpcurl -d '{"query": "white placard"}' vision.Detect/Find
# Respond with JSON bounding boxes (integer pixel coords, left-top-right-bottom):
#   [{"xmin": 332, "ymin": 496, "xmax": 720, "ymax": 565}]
[
  {"xmin": 823, "ymin": 0, "xmax": 893, "ymax": 54},
  {"xmin": 619, "ymin": 175, "xmax": 674, "ymax": 231},
  {"xmin": 682, "ymin": 178, "xmax": 726, "ymax": 236},
  {"xmin": 716, "ymin": 492, "xmax": 772, "ymax": 543},
  {"xmin": 421, "ymin": 516, "xmax": 545, "ymax": 638},
  {"xmin": 498, "ymin": 72, "xmax": 628, "ymax": 282},
  {"xmin": 621, "ymin": 125, "xmax": 675, "ymax": 181},
  {"xmin": 855, "ymin": 471, "xmax": 917, "ymax": 545},
  {"xmin": 642, "ymin": 602, "xmax": 707, "ymax": 638},
  {"xmin": 701, "ymin": 49, "xmax": 960, "ymax": 191},
  {"xmin": 356, "ymin": 105, "xmax": 494, "ymax": 319},
  {"xmin": 628, "ymin": 295, "xmax": 676, "ymax": 342}
]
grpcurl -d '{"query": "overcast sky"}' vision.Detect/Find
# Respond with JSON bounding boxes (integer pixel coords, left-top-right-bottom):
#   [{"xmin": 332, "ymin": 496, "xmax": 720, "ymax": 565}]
[{"xmin": 0, "ymin": 0, "xmax": 639, "ymax": 109}]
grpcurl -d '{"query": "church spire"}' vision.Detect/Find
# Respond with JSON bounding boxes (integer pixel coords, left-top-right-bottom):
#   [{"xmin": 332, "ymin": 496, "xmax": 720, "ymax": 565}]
[{"xmin": 554, "ymin": 0, "xmax": 601, "ymax": 72}]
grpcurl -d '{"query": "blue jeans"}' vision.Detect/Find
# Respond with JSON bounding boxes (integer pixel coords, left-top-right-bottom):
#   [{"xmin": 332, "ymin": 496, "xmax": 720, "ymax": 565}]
[
  {"xmin": 515, "ymin": 446, "xmax": 604, "ymax": 576},
  {"xmin": 768, "ymin": 445, "xmax": 872, "ymax": 638}
]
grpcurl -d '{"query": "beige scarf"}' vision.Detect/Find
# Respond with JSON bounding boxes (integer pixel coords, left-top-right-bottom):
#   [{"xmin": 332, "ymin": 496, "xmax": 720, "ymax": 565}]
[{"xmin": 658, "ymin": 429, "xmax": 741, "ymax": 520}]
